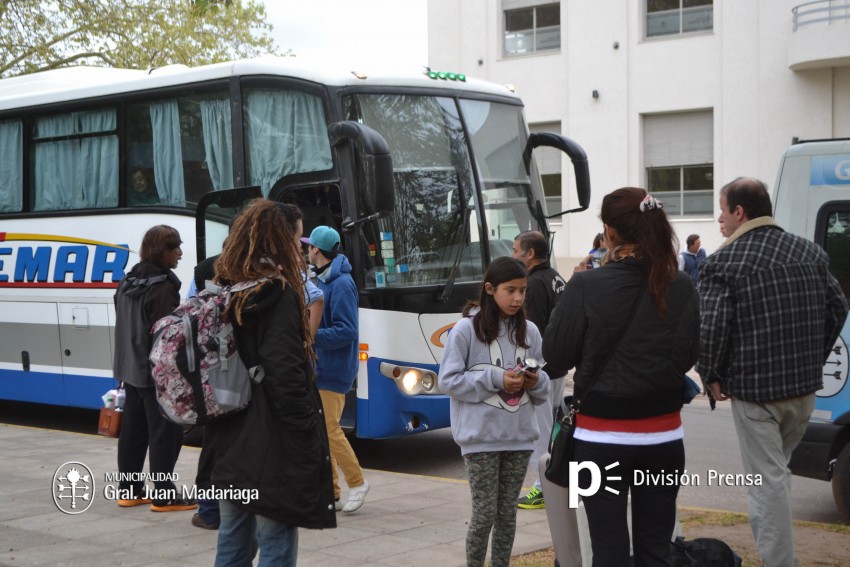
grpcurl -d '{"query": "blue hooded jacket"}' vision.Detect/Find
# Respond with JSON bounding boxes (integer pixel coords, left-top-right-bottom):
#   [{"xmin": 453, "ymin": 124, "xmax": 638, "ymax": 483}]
[{"xmin": 314, "ymin": 254, "xmax": 359, "ymax": 393}]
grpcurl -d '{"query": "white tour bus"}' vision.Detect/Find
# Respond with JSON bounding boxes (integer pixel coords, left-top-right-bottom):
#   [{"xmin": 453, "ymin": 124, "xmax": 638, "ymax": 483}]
[
  {"xmin": 0, "ymin": 57, "xmax": 590, "ymax": 438},
  {"xmin": 776, "ymin": 139, "xmax": 850, "ymax": 521}
]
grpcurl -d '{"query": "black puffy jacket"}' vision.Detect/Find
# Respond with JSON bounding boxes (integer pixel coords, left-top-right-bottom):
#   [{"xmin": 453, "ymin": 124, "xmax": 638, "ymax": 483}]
[
  {"xmin": 543, "ymin": 258, "xmax": 700, "ymax": 420},
  {"xmin": 197, "ymin": 280, "xmax": 336, "ymax": 529}
]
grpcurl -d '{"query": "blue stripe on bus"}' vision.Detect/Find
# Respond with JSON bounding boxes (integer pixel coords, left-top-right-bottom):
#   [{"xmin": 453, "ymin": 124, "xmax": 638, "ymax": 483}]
[
  {"xmin": 0, "ymin": 368, "xmax": 117, "ymax": 409},
  {"xmin": 356, "ymin": 358, "xmax": 451, "ymax": 439}
]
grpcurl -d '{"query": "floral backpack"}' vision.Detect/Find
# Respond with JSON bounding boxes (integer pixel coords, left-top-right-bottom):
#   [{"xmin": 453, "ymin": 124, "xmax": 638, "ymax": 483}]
[{"xmin": 149, "ymin": 279, "xmax": 266, "ymax": 425}]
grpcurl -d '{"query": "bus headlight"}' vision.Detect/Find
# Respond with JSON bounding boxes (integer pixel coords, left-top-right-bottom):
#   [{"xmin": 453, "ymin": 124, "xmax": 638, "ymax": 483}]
[
  {"xmin": 402, "ymin": 370, "xmax": 419, "ymax": 392},
  {"xmin": 380, "ymin": 362, "xmax": 441, "ymax": 396}
]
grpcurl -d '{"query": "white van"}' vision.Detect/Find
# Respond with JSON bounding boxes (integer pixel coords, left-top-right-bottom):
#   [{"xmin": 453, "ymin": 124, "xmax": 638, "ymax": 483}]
[{"xmin": 775, "ymin": 139, "xmax": 850, "ymax": 522}]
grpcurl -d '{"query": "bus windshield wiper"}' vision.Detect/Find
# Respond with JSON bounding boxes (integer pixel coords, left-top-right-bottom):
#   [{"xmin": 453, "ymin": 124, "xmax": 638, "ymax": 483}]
[{"xmin": 439, "ymin": 177, "xmax": 469, "ymax": 303}]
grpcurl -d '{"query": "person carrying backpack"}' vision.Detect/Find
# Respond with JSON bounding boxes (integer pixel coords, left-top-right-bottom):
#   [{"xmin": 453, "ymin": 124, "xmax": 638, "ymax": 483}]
[
  {"xmin": 197, "ymin": 200, "xmax": 335, "ymax": 566},
  {"xmin": 113, "ymin": 224, "xmax": 197, "ymax": 512}
]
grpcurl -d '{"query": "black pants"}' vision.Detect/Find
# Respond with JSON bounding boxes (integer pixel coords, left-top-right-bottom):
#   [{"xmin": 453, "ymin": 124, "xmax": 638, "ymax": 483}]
[
  {"xmin": 574, "ymin": 438, "xmax": 684, "ymax": 567},
  {"xmin": 117, "ymin": 384, "xmax": 183, "ymax": 495}
]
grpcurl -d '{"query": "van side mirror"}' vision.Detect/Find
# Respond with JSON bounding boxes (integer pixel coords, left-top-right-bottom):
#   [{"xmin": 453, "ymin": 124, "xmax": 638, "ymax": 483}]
[
  {"xmin": 329, "ymin": 121, "xmax": 395, "ymax": 215},
  {"xmin": 523, "ymin": 133, "xmax": 590, "ymax": 216}
]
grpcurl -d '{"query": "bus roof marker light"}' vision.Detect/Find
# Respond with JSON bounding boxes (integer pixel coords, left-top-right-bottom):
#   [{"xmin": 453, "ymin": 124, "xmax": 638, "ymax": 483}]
[
  {"xmin": 437, "ymin": 72, "xmax": 447, "ymax": 80},
  {"xmin": 458, "ymin": 74, "xmax": 466, "ymax": 81},
  {"xmin": 351, "ymin": 71, "xmax": 368, "ymax": 80},
  {"xmin": 447, "ymin": 73, "xmax": 457, "ymax": 80}
]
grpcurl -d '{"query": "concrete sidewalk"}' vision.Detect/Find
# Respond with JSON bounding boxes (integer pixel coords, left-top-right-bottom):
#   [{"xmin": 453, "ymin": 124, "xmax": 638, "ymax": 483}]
[{"xmin": 0, "ymin": 423, "xmax": 553, "ymax": 566}]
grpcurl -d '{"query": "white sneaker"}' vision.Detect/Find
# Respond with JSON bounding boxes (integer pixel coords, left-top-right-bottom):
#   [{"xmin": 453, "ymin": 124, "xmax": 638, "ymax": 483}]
[
  {"xmin": 342, "ymin": 479, "xmax": 370, "ymax": 514},
  {"xmin": 334, "ymin": 499, "xmax": 342, "ymax": 511}
]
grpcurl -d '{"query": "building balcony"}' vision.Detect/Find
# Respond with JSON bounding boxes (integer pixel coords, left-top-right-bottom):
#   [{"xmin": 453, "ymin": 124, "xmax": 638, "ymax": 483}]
[{"xmin": 789, "ymin": 1, "xmax": 850, "ymax": 70}]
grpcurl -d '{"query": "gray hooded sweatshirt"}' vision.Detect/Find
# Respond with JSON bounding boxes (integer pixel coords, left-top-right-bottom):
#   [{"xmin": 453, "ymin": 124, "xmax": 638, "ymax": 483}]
[{"xmin": 438, "ymin": 315, "xmax": 550, "ymax": 456}]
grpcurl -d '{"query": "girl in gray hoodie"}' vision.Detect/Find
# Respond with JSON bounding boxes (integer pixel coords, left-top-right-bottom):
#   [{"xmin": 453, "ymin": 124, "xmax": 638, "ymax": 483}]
[{"xmin": 439, "ymin": 257, "xmax": 550, "ymax": 567}]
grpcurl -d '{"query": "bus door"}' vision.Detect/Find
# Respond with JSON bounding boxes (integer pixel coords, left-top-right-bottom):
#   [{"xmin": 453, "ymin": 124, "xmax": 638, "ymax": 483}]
[
  {"xmin": 0, "ymin": 300, "xmax": 64, "ymax": 405},
  {"xmin": 57, "ymin": 302, "xmax": 114, "ymax": 407}
]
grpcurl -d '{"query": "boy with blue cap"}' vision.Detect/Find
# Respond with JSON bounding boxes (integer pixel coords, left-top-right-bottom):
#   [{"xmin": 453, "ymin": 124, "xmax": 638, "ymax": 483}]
[{"xmin": 301, "ymin": 225, "xmax": 369, "ymax": 513}]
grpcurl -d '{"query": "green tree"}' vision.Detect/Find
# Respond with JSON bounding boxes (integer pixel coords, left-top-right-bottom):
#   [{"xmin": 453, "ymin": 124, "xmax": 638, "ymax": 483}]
[{"xmin": 0, "ymin": 0, "xmax": 281, "ymax": 78}]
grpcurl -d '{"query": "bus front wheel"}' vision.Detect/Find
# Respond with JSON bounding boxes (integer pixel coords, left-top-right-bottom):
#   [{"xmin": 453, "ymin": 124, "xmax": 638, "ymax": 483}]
[{"xmin": 832, "ymin": 442, "xmax": 850, "ymax": 523}]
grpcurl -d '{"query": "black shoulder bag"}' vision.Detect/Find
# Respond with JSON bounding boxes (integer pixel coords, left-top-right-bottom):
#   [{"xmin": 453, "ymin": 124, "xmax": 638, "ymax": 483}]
[{"xmin": 545, "ymin": 280, "xmax": 647, "ymax": 487}]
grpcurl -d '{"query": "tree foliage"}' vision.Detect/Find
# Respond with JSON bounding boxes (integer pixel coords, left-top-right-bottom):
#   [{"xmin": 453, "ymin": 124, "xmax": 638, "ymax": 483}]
[{"xmin": 0, "ymin": 0, "xmax": 281, "ymax": 78}]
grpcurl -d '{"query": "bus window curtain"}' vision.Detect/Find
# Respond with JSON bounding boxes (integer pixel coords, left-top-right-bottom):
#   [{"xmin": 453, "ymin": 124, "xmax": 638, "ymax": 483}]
[
  {"xmin": 34, "ymin": 114, "xmax": 76, "ymax": 211},
  {"xmin": 150, "ymin": 100, "xmax": 186, "ymax": 206},
  {"xmin": 200, "ymin": 98, "xmax": 234, "ymax": 191},
  {"xmin": 245, "ymin": 90, "xmax": 332, "ymax": 195},
  {"xmin": 78, "ymin": 110, "xmax": 118, "ymax": 208},
  {"xmin": 0, "ymin": 120, "xmax": 23, "ymax": 212}
]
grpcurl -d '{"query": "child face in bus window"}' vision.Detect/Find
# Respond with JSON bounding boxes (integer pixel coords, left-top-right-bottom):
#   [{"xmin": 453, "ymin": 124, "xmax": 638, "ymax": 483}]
[{"xmin": 132, "ymin": 170, "xmax": 148, "ymax": 193}]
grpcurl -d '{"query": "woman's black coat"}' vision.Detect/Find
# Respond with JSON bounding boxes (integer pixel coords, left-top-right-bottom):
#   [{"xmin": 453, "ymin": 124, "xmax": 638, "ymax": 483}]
[
  {"xmin": 197, "ymin": 280, "xmax": 336, "ymax": 529},
  {"xmin": 543, "ymin": 258, "xmax": 700, "ymax": 420}
]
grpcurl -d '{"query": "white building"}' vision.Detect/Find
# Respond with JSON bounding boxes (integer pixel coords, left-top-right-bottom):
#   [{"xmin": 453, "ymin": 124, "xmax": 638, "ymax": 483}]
[{"xmin": 427, "ymin": 0, "xmax": 850, "ymax": 261}]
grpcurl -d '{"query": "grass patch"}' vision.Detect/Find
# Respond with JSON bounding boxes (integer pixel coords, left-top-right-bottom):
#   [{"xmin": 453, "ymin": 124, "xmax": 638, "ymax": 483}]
[{"xmin": 678, "ymin": 507, "xmax": 749, "ymax": 527}]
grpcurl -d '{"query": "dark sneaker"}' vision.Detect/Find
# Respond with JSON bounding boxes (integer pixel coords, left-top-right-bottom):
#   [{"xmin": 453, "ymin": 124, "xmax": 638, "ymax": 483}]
[
  {"xmin": 191, "ymin": 512, "xmax": 219, "ymax": 530},
  {"xmin": 117, "ymin": 498, "xmax": 151, "ymax": 508},
  {"xmin": 151, "ymin": 498, "xmax": 198, "ymax": 512},
  {"xmin": 517, "ymin": 486, "xmax": 545, "ymax": 509}
]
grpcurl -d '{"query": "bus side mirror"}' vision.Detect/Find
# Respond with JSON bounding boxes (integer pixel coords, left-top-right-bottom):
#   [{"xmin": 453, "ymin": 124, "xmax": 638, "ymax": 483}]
[
  {"xmin": 329, "ymin": 121, "xmax": 395, "ymax": 215},
  {"xmin": 523, "ymin": 133, "xmax": 590, "ymax": 216}
]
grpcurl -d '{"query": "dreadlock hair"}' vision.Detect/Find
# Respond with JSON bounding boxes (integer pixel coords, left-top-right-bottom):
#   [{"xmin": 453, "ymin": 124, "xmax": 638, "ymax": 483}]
[
  {"xmin": 600, "ymin": 187, "xmax": 678, "ymax": 317},
  {"xmin": 214, "ymin": 199, "xmax": 314, "ymax": 363},
  {"xmin": 462, "ymin": 256, "xmax": 529, "ymax": 349}
]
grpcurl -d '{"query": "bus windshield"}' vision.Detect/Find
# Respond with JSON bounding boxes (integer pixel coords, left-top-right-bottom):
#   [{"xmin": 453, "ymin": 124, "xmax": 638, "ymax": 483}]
[{"xmin": 344, "ymin": 93, "xmax": 543, "ymax": 288}]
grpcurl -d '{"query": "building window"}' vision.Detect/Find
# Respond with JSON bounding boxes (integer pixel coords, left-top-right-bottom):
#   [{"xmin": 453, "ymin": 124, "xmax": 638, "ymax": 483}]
[
  {"xmin": 646, "ymin": 0, "xmax": 713, "ymax": 38},
  {"xmin": 504, "ymin": 2, "xmax": 560, "ymax": 56},
  {"xmin": 528, "ymin": 122, "xmax": 562, "ymax": 214},
  {"xmin": 644, "ymin": 111, "xmax": 713, "ymax": 217}
]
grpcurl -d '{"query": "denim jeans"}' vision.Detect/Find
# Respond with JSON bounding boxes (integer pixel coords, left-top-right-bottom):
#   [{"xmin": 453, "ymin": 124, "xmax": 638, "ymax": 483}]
[
  {"xmin": 214, "ymin": 500, "xmax": 298, "ymax": 567},
  {"xmin": 197, "ymin": 498, "xmax": 220, "ymax": 526}
]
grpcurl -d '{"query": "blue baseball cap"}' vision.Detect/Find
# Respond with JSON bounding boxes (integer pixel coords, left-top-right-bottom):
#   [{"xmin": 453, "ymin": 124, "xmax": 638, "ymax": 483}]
[{"xmin": 300, "ymin": 226, "xmax": 341, "ymax": 255}]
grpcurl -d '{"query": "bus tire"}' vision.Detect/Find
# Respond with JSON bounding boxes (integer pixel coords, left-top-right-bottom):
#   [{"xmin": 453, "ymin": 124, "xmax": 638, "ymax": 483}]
[{"xmin": 832, "ymin": 442, "xmax": 850, "ymax": 523}]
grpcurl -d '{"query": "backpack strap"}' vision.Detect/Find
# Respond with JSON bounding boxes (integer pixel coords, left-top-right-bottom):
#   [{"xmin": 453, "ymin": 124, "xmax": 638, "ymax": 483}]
[{"xmin": 130, "ymin": 273, "xmax": 168, "ymax": 288}]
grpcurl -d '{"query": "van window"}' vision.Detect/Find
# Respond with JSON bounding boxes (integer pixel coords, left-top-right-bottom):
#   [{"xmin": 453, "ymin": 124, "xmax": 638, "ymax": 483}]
[{"xmin": 823, "ymin": 209, "xmax": 850, "ymax": 298}]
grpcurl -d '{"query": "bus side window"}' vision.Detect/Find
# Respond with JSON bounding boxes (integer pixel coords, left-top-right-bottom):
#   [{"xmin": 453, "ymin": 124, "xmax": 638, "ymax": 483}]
[
  {"xmin": 0, "ymin": 118, "xmax": 23, "ymax": 213},
  {"xmin": 125, "ymin": 93, "xmax": 232, "ymax": 208},
  {"xmin": 825, "ymin": 211, "xmax": 850, "ymax": 298},
  {"xmin": 32, "ymin": 108, "xmax": 119, "ymax": 211}
]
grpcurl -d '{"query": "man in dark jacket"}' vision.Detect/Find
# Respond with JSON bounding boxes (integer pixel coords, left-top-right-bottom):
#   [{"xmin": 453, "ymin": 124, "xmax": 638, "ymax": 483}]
[
  {"xmin": 678, "ymin": 234, "xmax": 706, "ymax": 283},
  {"xmin": 304, "ymin": 225, "xmax": 369, "ymax": 513},
  {"xmin": 512, "ymin": 230, "xmax": 567, "ymax": 509},
  {"xmin": 113, "ymin": 224, "xmax": 196, "ymax": 512},
  {"xmin": 697, "ymin": 177, "xmax": 849, "ymax": 566}
]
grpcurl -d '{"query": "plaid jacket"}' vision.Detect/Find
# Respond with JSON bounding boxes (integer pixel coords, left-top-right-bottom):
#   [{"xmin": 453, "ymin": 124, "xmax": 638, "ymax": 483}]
[{"xmin": 696, "ymin": 218, "xmax": 848, "ymax": 403}]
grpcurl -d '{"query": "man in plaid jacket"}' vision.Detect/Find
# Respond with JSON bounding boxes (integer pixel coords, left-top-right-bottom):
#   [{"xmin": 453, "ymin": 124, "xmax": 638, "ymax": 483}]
[{"xmin": 696, "ymin": 177, "xmax": 848, "ymax": 567}]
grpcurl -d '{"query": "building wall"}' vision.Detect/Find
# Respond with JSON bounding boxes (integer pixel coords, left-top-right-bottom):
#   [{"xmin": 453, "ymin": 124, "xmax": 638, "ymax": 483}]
[{"xmin": 427, "ymin": 0, "xmax": 850, "ymax": 263}]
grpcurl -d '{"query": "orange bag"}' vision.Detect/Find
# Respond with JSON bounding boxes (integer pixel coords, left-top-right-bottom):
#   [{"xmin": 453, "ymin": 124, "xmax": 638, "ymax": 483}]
[{"xmin": 97, "ymin": 407, "xmax": 123, "ymax": 438}]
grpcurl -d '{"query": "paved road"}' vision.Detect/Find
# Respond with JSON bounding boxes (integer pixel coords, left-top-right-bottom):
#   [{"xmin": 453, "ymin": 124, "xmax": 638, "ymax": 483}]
[{"xmin": 2, "ymin": 394, "xmax": 844, "ymax": 526}]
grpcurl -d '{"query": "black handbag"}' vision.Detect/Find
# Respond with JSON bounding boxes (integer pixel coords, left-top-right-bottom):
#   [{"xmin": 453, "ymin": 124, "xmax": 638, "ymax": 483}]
[
  {"xmin": 545, "ymin": 395, "xmax": 577, "ymax": 487},
  {"xmin": 544, "ymin": 281, "xmax": 647, "ymax": 488}
]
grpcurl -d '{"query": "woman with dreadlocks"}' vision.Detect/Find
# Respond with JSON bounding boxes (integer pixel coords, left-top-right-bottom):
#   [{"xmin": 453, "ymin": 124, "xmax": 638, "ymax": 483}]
[{"xmin": 197, "ymin": 199, "xmax": 335, "ymax": 567}]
